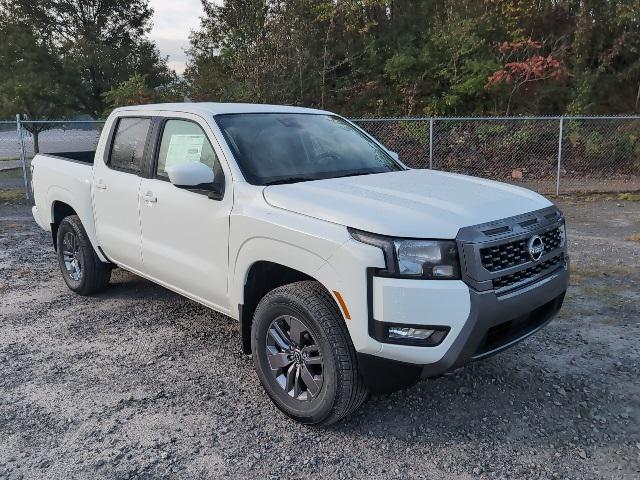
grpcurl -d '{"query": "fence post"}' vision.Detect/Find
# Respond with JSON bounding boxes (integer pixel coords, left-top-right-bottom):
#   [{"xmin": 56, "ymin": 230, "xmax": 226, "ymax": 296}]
[
  {"xmin": 555, "ymin": 116, "xmax": 564, "ymax": 196},
  {"xmin": 429, "ymin": 116, "xmax": 434, "ymax": 169},
  {"xmin": 16, "ymin": 114, "xmax": 30, "ymax": 201}
]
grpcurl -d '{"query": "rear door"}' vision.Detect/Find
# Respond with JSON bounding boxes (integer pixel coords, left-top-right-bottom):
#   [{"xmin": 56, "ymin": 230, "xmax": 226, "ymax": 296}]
[
  {"xmin": 138, "ymin": 115, "xmax": 232, "ymax": 311},
  {"xmin": 93, "ymin": 116, "xmax": 152, "ymax": 271}
]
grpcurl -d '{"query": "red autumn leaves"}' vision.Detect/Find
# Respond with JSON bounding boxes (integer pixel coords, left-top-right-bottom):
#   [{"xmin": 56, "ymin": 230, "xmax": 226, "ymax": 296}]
[{"xmin": 486, "ymin": 39, "xmax": 566, "ymax": 89}]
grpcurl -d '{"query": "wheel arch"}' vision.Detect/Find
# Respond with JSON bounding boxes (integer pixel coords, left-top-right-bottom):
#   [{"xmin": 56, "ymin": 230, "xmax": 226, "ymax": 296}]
[
  {"xmin": 239, "ymin": 261, "xmax": 311, "ymax": 354},
  {"xmin": 46, "ymin": 188, "xmax": 106, "ymax": 262},
  {"xmin": 50, "ymin": 200, "xmax": 78, "ymax": 249},
  {"xmin": 235, "ymin": 254, "xmax": 345, "ymax": 355}
]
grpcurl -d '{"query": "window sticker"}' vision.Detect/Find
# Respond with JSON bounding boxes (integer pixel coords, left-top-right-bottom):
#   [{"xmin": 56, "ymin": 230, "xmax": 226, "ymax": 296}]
[{"xmin": 165, "ymin": 134, "xmax": 205, "ymax": 168}]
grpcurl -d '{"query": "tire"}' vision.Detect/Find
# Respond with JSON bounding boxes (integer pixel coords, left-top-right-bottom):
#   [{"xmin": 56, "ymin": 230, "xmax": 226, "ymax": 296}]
[
  {"xmin": 251, "ymin": 281, "xmax": 368, "ymax": 425},
  {"xmin": 56, "ymin": 215, "xmax": 112, "ymax": 296}
]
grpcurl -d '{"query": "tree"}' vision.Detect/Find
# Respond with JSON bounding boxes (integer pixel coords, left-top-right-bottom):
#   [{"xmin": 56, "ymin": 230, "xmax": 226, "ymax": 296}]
[
  {"xmin": 184, "ymin": 0, "xmax": 640, "ymax": 116},
  {"xmin": 0, "ymin": 16, "xmax": 74, "ymax": 152},
  {"xmin": 1, "ymin": 0, "xmax": 175, "ymax": 118},
  {"xmin": 103, "ymin": 74, "xmax": 186, "ymax": 113},
  {"xmin": 568, "ymin": 0, "xmax": 640, "ymax": 114},
  {"xmin": 486, "ymin": 39, "xmax": 568, "ymax": 115},
  {"xmin": 186, "ymin": 0, "xmax": 389, "ymax": 111}
]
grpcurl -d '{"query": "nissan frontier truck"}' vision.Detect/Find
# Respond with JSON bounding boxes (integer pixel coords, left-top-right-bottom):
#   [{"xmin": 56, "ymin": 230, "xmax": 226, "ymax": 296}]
[{"xmin": 30, "ymin": 103, "xmax": 569, "ymax": 424}]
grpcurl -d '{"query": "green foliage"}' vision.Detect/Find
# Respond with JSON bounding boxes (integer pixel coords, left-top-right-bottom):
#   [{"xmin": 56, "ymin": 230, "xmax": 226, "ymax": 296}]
[
  {"xmin": 0, "ymin": 18, "xmax": 72, "ymax": 120},
  {"xmin": 186, "ymin": 0, "xmax": 640, "ymax": 116},
  {"xmin": 562, "ymin": 119, "xmax": 640, "ymax": 174},
  {"xmin": 0, "ymin": 0, "xmax": 175, "ymax": 119},
  {"xmin": 102, "ymin": 74, "xmax": 186, "ymax": 115},
  {"xmin": 3, "ymin": 0, "xmax": 639, "ymax": 119}
]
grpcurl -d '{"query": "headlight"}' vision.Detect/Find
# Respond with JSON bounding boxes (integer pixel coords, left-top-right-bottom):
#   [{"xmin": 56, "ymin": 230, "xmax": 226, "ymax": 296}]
[
  {"xmin": 558, "ymin": 220, "xmax": 567, "ymax": 247},
  {"xmin": 349, "ymin": 229, "xmax": 461, "ymax": 279},
  {"xmin": 394, "ymin": 239, "xmax": 460, "ymax": 278}
]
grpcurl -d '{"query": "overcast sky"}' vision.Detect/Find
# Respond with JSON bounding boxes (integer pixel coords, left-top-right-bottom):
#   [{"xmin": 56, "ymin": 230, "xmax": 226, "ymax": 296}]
[{"xmin": 148, "ymin": 0, "xmax": 207, "ymax": 75}]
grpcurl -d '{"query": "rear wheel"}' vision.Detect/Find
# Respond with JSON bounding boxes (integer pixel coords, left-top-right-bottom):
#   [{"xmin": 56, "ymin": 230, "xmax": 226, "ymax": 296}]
[
  {"xmin": 251, "ymin": 281, "xmax": 368, "ymax": 425},
  {"xmin": 56, "ymin": 215, "xmax": 111, "ymax": 295}
]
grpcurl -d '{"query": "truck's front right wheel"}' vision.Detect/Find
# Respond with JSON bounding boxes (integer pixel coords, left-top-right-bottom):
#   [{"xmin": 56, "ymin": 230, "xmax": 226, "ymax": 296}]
[{"xmin": 251, "ymin": 281, "xmax": 368, "ymax": 425}]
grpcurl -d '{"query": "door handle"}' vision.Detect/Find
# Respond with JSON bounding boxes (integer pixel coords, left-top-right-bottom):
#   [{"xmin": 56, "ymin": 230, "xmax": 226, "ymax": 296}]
[
  {"xmin": 95, "ymin": 180, "xmax": 107, "ymax": 190},
  {"xmin": 142, "ymin": 191, "xmax": 157, "ymax": 204}
]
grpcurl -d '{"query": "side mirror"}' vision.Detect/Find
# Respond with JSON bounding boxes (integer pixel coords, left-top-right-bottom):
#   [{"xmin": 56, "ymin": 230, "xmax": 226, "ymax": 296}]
[
  {"xmin": 167, "ymin": 162, "xmax": 214, "ymax": 187},
  {"xmin": 388, "ymin": 151, "xmax": 399, "ymax": 161},
  {"xmin": 166, "ymin": 162, "xmax": 225, "ymax": 200}
]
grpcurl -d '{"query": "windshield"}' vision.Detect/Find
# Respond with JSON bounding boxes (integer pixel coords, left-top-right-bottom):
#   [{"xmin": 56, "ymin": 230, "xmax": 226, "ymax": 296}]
[{"xmin": 215, "ymin": 113, "xmax": 403, "ymax": 185}]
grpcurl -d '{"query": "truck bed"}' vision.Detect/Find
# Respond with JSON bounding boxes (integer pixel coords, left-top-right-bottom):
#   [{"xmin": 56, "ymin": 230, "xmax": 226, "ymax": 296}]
[{"xmin": 30, "ymin": 151, "xmax": 97, "ymax": 237}]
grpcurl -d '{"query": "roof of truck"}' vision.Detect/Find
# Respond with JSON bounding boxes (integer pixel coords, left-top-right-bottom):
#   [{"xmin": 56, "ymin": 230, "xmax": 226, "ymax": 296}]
[{"xmin": 114, "ymin": 102, "xmax": 331, "ymax": 116}]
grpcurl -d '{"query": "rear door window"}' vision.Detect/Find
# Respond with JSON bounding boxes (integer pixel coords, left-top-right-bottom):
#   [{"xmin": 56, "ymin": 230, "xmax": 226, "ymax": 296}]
[{"xmin": 109, "ymin": 117, "xmax": 151, "ymax": 173}]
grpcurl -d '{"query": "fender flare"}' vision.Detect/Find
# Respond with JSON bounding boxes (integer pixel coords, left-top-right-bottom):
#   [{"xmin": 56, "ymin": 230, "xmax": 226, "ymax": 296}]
[
  {"xmin": 230, "ymin": 237, "xmax": 339, "ymax": 311},
  {"xmin": 231, "ymin": 236, "xmax": 349, "ymax": 354},
  {"xmin": 46, "ymin": 185, "xmax": 105, "ymax": 261}
]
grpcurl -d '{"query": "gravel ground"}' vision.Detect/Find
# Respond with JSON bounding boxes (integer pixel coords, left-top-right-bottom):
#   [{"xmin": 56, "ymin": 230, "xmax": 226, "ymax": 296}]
[{"xmin": 0, "ymin": 194, "xmax": 639, "ymax": 480}]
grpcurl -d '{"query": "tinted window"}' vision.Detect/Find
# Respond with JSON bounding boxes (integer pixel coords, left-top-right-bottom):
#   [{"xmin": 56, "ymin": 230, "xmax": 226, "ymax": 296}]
[
  {"xmin": 109, "ymin": 117, "xmax": 151, "ymax": 172},
  {"xmin": 156, "ymin": 120, "xmax": 217, "ymax": 177},
  {"xmin": 215, "ymin": 113, "xmax": 402, "ymax": 185}
]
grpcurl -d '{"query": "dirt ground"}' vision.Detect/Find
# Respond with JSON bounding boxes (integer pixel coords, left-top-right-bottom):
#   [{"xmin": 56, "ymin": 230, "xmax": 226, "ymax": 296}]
[{"xmin": 0, "ymin": 193, "xmax": 638, "ymax": 480}]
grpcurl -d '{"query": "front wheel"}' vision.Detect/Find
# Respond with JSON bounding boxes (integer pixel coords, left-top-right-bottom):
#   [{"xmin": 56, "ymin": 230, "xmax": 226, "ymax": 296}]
[
  {"xmin": 251, "ymin": 281, "xmax": 368, "ymax": 425},
  {"xmin": 56, "ymin": 215, "xmax": 112, "ymax": 296}
]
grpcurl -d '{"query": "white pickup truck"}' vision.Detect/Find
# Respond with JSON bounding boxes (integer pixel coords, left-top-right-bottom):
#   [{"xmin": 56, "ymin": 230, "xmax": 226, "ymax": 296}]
[{"xmin": 31, "ymin": 103, "xmax": 569, "ymax": 424}]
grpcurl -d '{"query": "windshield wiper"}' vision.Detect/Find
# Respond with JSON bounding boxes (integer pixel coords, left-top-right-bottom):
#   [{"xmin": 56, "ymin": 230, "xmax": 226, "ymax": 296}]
[
  {"xmin": 264, "ymin": 177, "xmax": 318, "ymax": 186},
  {"xmin": 333, "ymin": 171, "xmax": 375, "ymax": 179},
  {"xmin": 265, "ymin": 171, "xmax": 386, "ymax": 185}
]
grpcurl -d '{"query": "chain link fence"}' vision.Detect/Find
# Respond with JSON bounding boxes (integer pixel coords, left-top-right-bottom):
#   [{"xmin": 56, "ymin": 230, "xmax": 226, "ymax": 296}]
[
  {"xmin": 0, "ymin": 120, "xmax": 24, "ymax": 165},
  {"xmin": 352, "ymin": 116, "xmax": 640, "ymax": 195},
  {"xmin": 0, "ymin": 119, "xmax": 28, "ymax": 194},
  {"xmin": 1, "ymin": 116, "xmax": 639, "ymax": 200},
  {"xmin": 1, "ymin": 119, "xmax": 105, "ymax": 199},
  {"xmin": 19, "ymin": 121, "xmax": 105, "ymax": 158}
]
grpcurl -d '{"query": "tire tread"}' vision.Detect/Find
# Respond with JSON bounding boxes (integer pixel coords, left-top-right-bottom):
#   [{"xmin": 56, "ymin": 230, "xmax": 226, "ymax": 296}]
[
  {"xmin": 57, "ymin": 215, "xmax": 111, "ymax": 295},
  {"xmin": 254, "ymin": 280, "xmax": 368, "ymax": 425}
]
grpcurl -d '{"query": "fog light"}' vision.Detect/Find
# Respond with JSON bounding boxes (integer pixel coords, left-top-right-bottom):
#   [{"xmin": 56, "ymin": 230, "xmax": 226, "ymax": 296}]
[
  {"xmin": 388, "ymin": 327, "xmax": 434, "ymax": 340},
  {"xmin": 381, "ymin": 325, "xmax": 449, "ymax": 346}
]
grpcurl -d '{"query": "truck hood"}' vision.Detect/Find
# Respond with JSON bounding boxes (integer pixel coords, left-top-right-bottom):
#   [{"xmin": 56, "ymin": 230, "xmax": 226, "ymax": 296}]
[{"xmin": 263, "ymin": 169, "xmax": 552, "ymax": 238}]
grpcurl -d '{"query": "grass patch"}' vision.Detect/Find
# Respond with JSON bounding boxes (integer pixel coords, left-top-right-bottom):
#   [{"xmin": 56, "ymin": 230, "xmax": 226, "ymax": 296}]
[
  {"xmin": 556, "ymin": 191, "xmax": 640, "ymax": 203},
  {"xmin": 596, "ymin": 316, "xmax": 622, "ymax": 326},
  {"xmin": 618, "ymin": 192, "xmax": 640, "ymax": 201},
  {"xmin": 0, "ymin": 188, "xmax": 25, "ymax": 202},
  {"xmin": 570, "ymin": 264, "xmax": 638, "ymax": 286},
  {"xmin": 0, "ymin": 157, "xmax": 20, "ymax": 162},
  {"xmin": 0, "ymin": 168, "xmax": 25, "ymax": 180},
  {"xmin": 625, "ymin": 233, "xmax": 640, "ymax": 243}
]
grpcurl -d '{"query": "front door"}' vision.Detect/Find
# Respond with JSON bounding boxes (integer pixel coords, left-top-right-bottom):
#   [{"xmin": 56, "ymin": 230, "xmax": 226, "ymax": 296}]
[{"xmin": 138, "ymin": 117, "xmax": 232, "ymax": 311}]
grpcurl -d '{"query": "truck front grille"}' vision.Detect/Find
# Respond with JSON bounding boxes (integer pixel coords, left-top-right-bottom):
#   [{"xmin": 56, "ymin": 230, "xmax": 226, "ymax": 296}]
[
  {"xmin": 457, "ymin": 207, "xmax": 567, "ymax": 294},
  {"xmin": 492, "ymin": 254, "xmax": 564, "ymax": 290},
  {"xmin": 480, "ymin": 227, "xmax": 562, "ymax": 272}
]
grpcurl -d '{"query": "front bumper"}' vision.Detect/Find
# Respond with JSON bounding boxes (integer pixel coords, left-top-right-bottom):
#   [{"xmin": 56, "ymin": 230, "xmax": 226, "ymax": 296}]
[
  {"xmin": 357, "ymin": 258, "xmax": 569, "ymax": 392},
  {"xmin": 422, "ymin": 259, "xmax": 568, "ymax": 376}
]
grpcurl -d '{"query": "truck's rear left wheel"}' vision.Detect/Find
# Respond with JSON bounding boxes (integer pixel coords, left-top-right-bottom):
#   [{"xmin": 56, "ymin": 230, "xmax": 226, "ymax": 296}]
[
  {"xmin": 56, "ymin": 215, "xmax": 112, "ymax": 296},
  {"xmin": 251, "ymin": 281, "xmax": 368, "ymax": 425}
]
